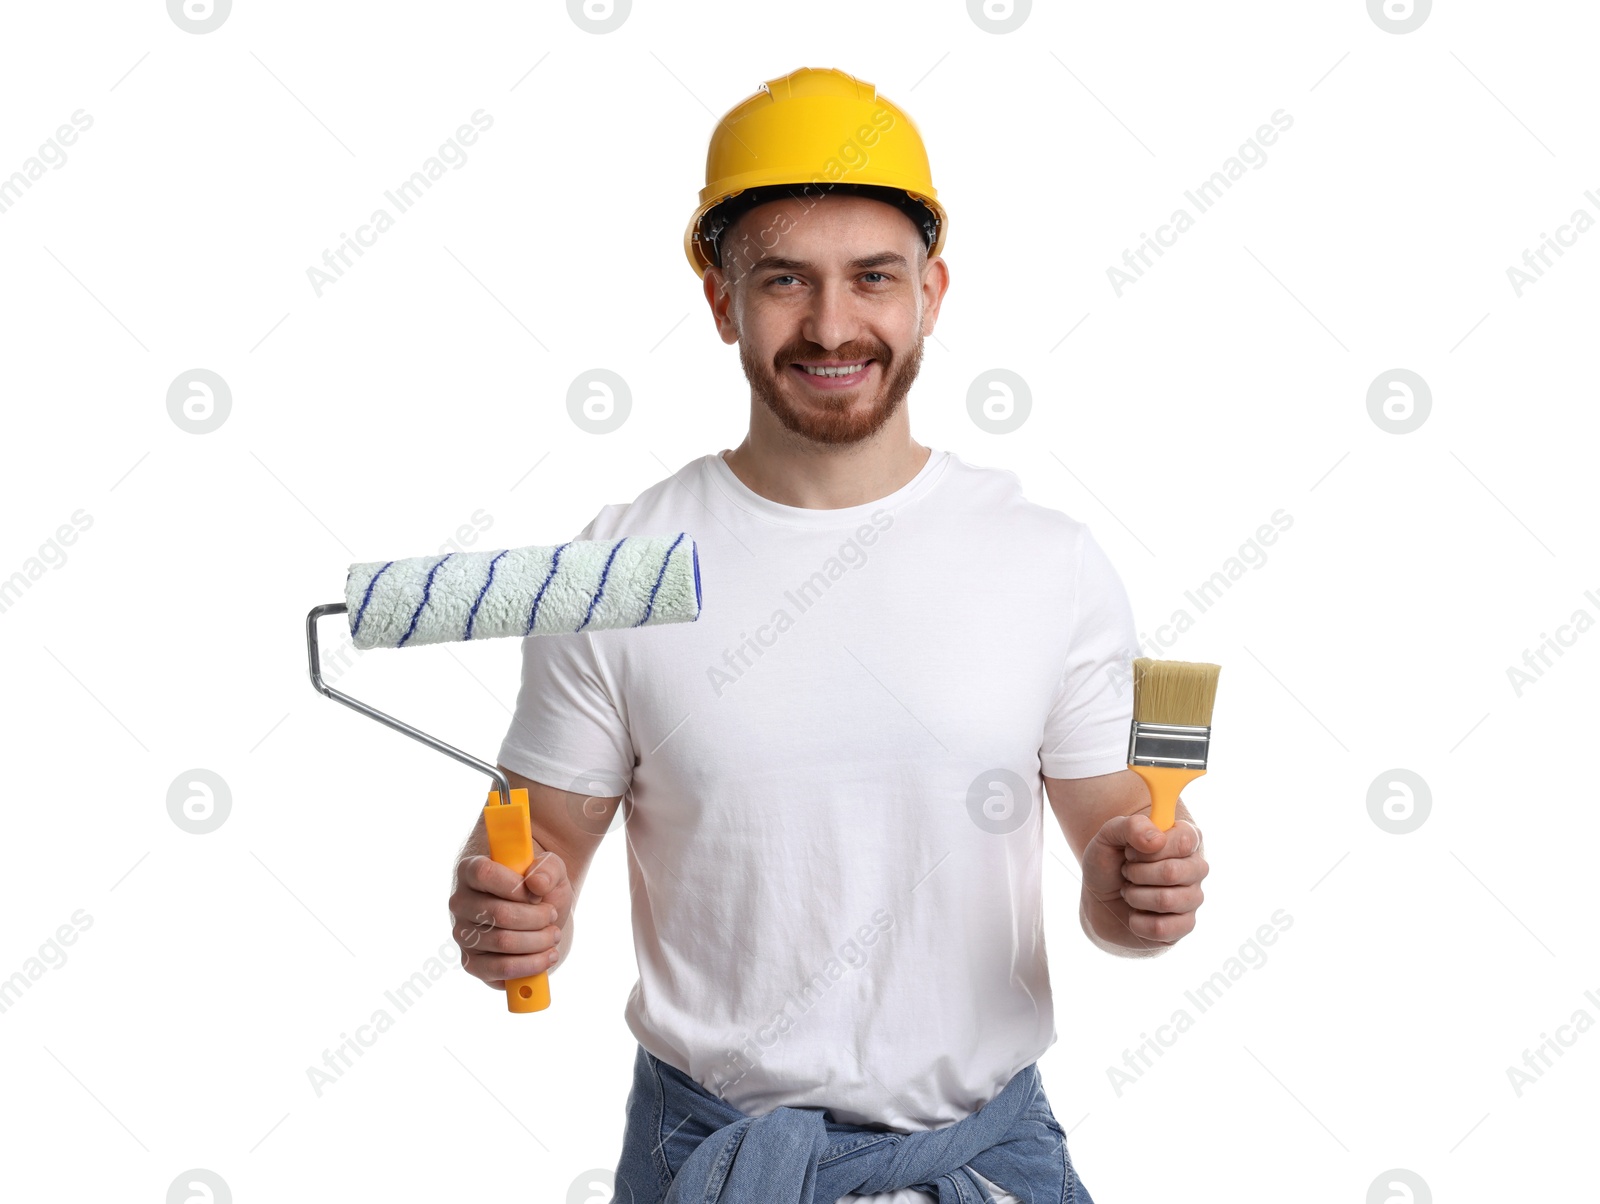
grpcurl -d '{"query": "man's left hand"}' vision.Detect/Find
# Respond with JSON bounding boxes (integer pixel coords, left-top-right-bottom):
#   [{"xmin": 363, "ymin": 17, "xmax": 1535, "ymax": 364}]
[{"xmin": 1081, "ymin": 814, "xmax": 1207, "ymax": 947}]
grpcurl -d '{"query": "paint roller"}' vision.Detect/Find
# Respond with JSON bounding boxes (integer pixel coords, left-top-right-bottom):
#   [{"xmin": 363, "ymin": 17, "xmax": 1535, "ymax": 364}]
[{"xmin": 305, "ymin": 533, "xmax": 702, "ymax": 1012}]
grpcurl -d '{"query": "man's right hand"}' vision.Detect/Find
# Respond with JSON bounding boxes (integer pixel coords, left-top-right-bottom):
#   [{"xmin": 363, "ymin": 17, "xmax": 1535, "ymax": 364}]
[{"xmin": 449, "ymin": 848, "xmax": 569, "ymax": 988}]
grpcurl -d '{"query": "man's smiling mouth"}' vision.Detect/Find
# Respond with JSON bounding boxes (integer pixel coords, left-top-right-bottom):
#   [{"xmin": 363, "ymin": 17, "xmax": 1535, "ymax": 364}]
[{"xmin": 790, "ymin": 360, "xmax": 875, "ymax": 385}]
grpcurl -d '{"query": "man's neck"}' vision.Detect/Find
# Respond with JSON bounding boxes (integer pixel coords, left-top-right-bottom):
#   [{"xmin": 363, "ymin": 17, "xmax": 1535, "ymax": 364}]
[{"xmin": 720, "ymin": 437, "xmax": 931, "ymax": 510}]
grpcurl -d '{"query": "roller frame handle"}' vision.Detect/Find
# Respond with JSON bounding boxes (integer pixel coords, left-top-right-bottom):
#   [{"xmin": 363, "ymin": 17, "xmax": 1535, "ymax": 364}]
[
  {"xmin": 481, "ymin": 787, "xmax": 551, "ymax": 1014},
  {"xmin": 1129, "ymin": 764, "xmax": 1206, "ymax": 833}
]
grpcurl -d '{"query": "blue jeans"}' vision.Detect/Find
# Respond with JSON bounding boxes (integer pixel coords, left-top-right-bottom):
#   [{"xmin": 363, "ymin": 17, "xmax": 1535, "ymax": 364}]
[{"xmin": 612, "ymin": 1044, "xmax": 1095, "ymax": 1204}]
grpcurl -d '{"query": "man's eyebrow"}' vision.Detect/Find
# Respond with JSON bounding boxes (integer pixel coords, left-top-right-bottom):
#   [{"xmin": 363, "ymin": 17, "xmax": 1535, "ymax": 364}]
[{"xmin": 743, "ymin": 252, "xmax": 910, "ymax": 275}]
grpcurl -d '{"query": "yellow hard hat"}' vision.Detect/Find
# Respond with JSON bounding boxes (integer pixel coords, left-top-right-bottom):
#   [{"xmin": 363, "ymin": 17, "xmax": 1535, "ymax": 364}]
[{"xmin": 684, "ymin": 66, "xmax": 948, "ymax": 279}]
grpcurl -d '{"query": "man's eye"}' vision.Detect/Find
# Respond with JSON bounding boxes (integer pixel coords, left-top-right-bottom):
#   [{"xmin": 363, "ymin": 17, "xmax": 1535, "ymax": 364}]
[
  {"xmin": 861, "ymin": 272, "xmax": 889, "ymax": 283},
  {"xmin": 769, "ymin": 275, "xmax": 797, "ymax": 286}
]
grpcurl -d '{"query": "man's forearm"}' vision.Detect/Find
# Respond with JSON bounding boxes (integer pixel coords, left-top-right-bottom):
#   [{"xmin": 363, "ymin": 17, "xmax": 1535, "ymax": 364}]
[
  {"xmin": 1080, "ymin": 797, "xmax": 1201, "ymax": 958},
  {"xmin": 460, "ymin": 814, "xmax": 490, "ymax": 861}
]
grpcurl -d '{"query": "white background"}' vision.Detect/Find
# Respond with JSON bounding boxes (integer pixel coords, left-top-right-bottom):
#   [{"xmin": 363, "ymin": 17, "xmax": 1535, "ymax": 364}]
[{"xmin": 1, "ymin": 1, "xmax": 1594, "ymax": 1201}]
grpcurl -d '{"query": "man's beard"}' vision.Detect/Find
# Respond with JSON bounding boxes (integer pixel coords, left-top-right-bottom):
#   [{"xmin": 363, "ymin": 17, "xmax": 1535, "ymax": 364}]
[{"xmin": 739, "ymin": 332, "xmax": 925, "ymax": 447}]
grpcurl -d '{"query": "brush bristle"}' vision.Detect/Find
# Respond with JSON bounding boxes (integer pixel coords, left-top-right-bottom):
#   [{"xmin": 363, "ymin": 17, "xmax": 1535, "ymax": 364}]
[{"xmin": 1132, "ymin": 658, "xmax": 1221, "ymax": 727}]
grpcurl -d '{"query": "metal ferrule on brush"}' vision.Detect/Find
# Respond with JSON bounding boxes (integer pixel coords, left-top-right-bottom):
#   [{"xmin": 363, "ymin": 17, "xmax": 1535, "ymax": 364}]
[{"xmin": 1127, "ymin": 721, "xmax": 1212, "ymax": 771}]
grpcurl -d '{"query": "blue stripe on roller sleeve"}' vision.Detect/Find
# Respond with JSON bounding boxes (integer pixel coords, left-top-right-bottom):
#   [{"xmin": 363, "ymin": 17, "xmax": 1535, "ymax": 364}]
[
  {"xmin": 397, "ymin": 553, "xmax": 454, "ymax": 648},
  {"xmin": 692, "ymin": 538, "xmax": 701, "ymax": 613},
  {"xmin": 636, "ymin": 532, "xmax": 686, "ymax": 627},
  {"xmin": 464, "ymin": 547, "xmax": 505, "ymax": 640},
  {"xmin": 351, "ymin": 560, "xmax": 394, "ymax": 638},
  {"xmin": 465, "ymin": 549, "xmax": 508, "ymax": 641},
  {"xmin": 526, "ymin": 541, "xmax": 569, "ymax": 635},
  {"xmin": 577, "ymin": 537, "xmax": 628, "ymax": 632}
]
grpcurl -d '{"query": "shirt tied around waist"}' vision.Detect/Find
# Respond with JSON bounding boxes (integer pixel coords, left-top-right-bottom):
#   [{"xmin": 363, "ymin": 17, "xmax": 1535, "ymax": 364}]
[{"xmin": 620, "ymin": 1045, "xmax": 1075, "ymax": 1204}]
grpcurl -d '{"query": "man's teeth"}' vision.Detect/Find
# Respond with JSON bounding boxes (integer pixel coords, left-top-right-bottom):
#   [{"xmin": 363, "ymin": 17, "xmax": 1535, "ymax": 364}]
[{"xmin": 798, "ymin": 363, "xmax": 868, "ymax": 377}]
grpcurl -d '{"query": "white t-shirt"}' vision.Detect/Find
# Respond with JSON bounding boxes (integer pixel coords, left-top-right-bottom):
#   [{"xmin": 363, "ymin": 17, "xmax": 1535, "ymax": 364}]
[{"xmin": 497, "ymin": 448, "xmax": 1138, "ymax": 1204}]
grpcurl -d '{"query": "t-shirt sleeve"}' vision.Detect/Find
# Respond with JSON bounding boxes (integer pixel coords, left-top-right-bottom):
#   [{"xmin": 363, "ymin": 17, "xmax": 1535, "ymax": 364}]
[
  {"xmin": 1039, "ymin": 525, "xmax": 1140, "ymax": 779},
  {"xmin": 494, "ymin": 513, "xmax": 634, "ymax": 797}
]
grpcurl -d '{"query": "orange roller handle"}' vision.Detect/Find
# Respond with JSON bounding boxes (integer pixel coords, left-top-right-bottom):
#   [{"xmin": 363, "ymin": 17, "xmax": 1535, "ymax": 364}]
[
  {"xmin": 482, "ymin": 787, "xmax": 551, "ymax": 1014},
  {"xmin": 1128, "ymin": 764, "xmax": 1206, "ymax": 833}
]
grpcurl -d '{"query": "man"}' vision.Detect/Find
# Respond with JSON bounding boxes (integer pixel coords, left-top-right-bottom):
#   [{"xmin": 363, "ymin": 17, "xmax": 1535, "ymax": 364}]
[{"xmin": 448, "ymin": 67, "xmax": 1207, "ymax": 1204}]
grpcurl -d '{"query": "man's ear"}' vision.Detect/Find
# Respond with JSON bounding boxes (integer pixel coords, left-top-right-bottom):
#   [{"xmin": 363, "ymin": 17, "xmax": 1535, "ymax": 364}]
[
  {"xmin": 704, "ymin": 269, "xmax": 741, "ymax": 345},
  {"xmin": 918, "ymin": 255, "xmax": 950, "ymax": 336}
]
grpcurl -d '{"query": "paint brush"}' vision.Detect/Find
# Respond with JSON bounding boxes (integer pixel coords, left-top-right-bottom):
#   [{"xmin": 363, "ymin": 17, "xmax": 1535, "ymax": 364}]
[{"xmin": 1127, "ymin": 658, "xmax": 1222, "ymax": 832}]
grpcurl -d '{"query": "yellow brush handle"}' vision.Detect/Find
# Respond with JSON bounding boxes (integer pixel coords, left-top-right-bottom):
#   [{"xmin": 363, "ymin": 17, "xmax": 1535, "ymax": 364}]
[
  {"xmin": 1128, "ymin": 764, "xmax": 1206, "ymax": 832},
  {"xmin": 482, "ymin": 787, "xmax": 551, "ymax": 1014}
]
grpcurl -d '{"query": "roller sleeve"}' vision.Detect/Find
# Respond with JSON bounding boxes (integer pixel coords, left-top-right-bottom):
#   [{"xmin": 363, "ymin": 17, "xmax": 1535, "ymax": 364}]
[{"xmin": 343, "ymin": 533, "xmax": 701, "ymax": 651}]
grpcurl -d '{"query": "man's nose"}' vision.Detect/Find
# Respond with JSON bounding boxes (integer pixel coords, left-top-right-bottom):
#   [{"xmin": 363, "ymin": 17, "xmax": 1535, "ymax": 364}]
[{"xmin": 799, "ymin": 279, "xmax": 863, "ymax": 353}]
